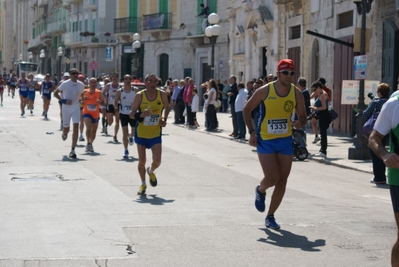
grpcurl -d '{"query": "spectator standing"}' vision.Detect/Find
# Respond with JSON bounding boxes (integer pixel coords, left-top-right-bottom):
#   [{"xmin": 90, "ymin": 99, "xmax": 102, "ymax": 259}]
[
  {"xmin": 171, "ymin": 79, "xmax": 181, "ymax": 124},
  {"xmin": 191, "ymin": 88, "xmax": 200, "ymax": 129},
  {"xmin": 222, "ymin": 80, "xmax": 229, "ymax": 112},
  {"xmin": 297, "ymin": 77, "xmax": 311, "ymax": 142},
  {"xmin": 197, "ymin": 3, "xmax": 210, "ymax": 33},
  {"xmin": 235, "ymin": 82, "xmax": 248, "ymax": 140},
  {"xmin": 363, "ymin": 83, "xmax": 390, "ymax": 184},
  {"xmin": 53, "ymin": 74, "xmax": 59, "ymax": 87},
  {"xmin": 310, "ymin": 81, "xmax": 331, "ymax": 158},
  {"xmin": 205, "ymin": 79, "xmax": 218, "ymax": 131},
  {"xmin": 184, "ymin": 78, "xmax": 196, "ymax": 128},
  {"xmin": 227, "ymin": 75, "xmax": 238, "ymax": 137}
]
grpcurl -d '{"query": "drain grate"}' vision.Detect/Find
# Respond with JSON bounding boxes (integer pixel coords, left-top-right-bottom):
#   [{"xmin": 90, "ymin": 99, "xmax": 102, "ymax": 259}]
[{"xmin": 10, "ymin": 172, "xmax": 65, "ymax": 182}]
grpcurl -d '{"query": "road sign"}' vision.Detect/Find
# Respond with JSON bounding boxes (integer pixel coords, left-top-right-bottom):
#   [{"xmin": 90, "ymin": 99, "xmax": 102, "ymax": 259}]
[
  {"xmin": 65, "ymin": 58, "xmax": 71, "ymax": 64},
  {"xmin": 354, "ymin": 55, "xmax": 367, "ymax": 80},
  {"xmin": 89, "ymin": 60, "xmax": 98, "ymax": 70},
  {"xmin": 341, "ymin": 80, "xmax": 380, "ymax": 105}
]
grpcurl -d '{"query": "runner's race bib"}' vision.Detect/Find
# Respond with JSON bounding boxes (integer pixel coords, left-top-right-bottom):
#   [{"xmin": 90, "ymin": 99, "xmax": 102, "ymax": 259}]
[
  {"xmin": 87, "ymin": 104, "xmax": 97, "ymax": 111},
  {"xmin": 143, "ymin": 114, "xmax": 159, "ymax": 126},
  {"xmin": 124, "ymin": 105, "xmax": 132, "ymax": 112},
  {"xmin": 267, "ymin": 119, "xmax": 288, "ymax": 135}
]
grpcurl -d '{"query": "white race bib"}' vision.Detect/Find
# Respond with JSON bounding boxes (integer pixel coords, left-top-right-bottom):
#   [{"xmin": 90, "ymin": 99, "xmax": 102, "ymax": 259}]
[
  {"xmin": 87, "ymin": 104, "xmax": 97, "ymax": 111},
  {"xmin": 143, "ymin": 114, "xmax": 159, "ymax": 126},
  {"xmin": 267, "ymin": 119, "xmax": 288, "ymax": 135},
  {"xmin": 43, "ymin": 89, "xmax": 49, "ymax": 94},
  {"xmin": 124, "ymin": 105, "xmax": 132, "ymax": 112}
]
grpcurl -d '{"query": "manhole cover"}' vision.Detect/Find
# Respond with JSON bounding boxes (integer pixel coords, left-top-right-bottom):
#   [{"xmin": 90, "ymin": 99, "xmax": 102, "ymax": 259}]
[{"xmin": 10, "ymin": 172, "xmax": 65, "ymax": 182}]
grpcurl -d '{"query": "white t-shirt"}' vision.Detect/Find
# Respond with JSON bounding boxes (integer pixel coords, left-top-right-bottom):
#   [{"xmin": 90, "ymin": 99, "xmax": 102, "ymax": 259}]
[
  {"xmin": 390, "ymin": 90, "xmax": 399, "ymax": 98},
  {"xmin": 191, "ymin": 94, "xmax": 199, "ymax": 112},
  {"xmin": 57, "ymin": 79, "xmax": 85, "ymax": 107},
  {"xmin": 207, "ymin": 88, "xmax": 217, "ymax": 104},
  {"xmin": 235, "ymin": 88, "xmax": 248, "ymax": 112},
  {"xmin": 374, "ymin": 96, "xmax": 399, "ymax": 135}
]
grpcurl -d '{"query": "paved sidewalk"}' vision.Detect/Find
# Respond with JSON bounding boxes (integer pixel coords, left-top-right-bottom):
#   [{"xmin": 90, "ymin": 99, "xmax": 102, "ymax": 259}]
[{"xmin": 173, "ymin": 110, "xmax": 373, "ymax": 174}]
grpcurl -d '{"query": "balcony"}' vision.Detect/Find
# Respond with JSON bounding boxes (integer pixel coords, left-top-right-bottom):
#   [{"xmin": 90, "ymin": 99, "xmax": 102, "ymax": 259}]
[
  {"xmin": 81, "ymin": 33, "xmax": 116, "ymax": 47},
  {"xmin": 83, "ymin": 0, "xmax": 97, "ymax": 10},
  {"xmin": 114, "ymin": 17, "xmax": 140, "ymax": 36},
  {"xmin": 46, "ymin": 21, "xmax": 67, "ymax": 34},
  {"xmin": 38, "ymin": 0, "xmax": 47, "ymax": 7},
  {"xmin": 28, "ymin": 34, "xmax": 43, "ymax": 49},
  {"xmin": 142, "ymin": 12, "xmax": 172, "ymax": 31},
  {"xmin": 274, "ymin": 0, "xmax": 295, "ymax": 4},
  {"xmin": 64, "ymin": 32, "xmax": 83, "ymax": 46}
]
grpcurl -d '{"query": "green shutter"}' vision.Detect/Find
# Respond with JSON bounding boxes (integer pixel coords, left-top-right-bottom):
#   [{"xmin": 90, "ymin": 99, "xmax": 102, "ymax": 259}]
[
  {"xmin": 129, "ymin": 0, "xmax": 138, "ymax": 32},
  {"xmin": 85, "ymin": 19, "xmax": 88, "ymax": 31},
  {"xmin": 53, "ymin": 36, "xmax": 58, "ymax": 50},
  {"xmin": 159, "ymin": 0, "xmax": 168, "ymax": 29},
  {"xmin": 209, "ymin": 0, "xmax": 217, "ymax": 13},
  {"xmin": 92, "ymin": 19, "xmax": 96, "ymax": 32}
]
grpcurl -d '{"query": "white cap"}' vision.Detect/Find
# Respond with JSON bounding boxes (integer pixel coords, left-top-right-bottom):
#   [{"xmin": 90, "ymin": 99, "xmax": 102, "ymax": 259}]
[{"xmin": 63, "ymin": 72, "xmax": 70, "ymax": 77}]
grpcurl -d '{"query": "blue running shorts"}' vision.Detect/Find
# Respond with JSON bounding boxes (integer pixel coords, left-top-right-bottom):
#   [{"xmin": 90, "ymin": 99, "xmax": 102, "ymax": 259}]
[{"xmin": 257, "ymin": 136, "xmax": 293, "ymax": 155}]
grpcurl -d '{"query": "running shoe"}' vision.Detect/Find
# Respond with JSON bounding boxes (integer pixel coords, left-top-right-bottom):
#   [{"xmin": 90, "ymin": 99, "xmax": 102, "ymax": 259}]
[
  {"xmin": 123, "ymin": 149, "xmax": 129, "ymax": 159},
  {"xmin": 44, "ymin": 113, "xmax": 48, "ymax": 120},
  {"xmin": 137, "ymin": 184, "xmax": 147, "ymax": 195},
  {"xmin": 128, "ymin": 136, "xmax": 134, "ymax": 146},
  {"xmin": 113, "ymin": 136, "xmax": 118, "ymax": 143},
  {"xmin": 101, "ymin": 127, "xmax": 104, "ymax": 133},
  {"xmin": 79, "ymin": 135, "xmax": 85, "ymax": 142},
  {"xmin": 104, "ymin": 127, "xmax": 108, "ymax": 135},
  {"xmin": 255, "ymin": 185, "xmax": 266, "ymax": 212},
  {"xmin": 68, "ymin": 150, "xmax": 77, "ymax": 159},
  {"xmin": 62, "ymin": 133, "xmax": 68, "ymax": 141},
  {"xmin": 90, "ymin": 144, "xmax": 94, "ymax": 153},
  {"xmin": 42, "ymin": 111, "xmax": 45, "ymax": 117},
  {"xmin": 30, "ymin": 109, "xmax": 33, "ymax": 115},
  {"xmin": 147, "ymin": 167, "xmax": 157, "ymax": 187},
  {"xmin": 312, "ymin": 136, "xmax": 321, "ymax": 144},
  {"xmin": 314, "ymin": 152, "xmax": 326, "ymax": 158},
  {"xmin": 85, "ymin": 144, "xmax": 91, "ymax": 152},
  {"xmin": 265, "ymin": 215, "xmax": 281, "ymax": 230},
  {"xmin": 59, "ymin": 122, "xmax": 63, "ymax": 131}
]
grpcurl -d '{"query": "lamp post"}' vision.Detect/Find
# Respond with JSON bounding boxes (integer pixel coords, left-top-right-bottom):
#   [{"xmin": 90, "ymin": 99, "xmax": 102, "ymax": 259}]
[
  {"xmin": 40, "ymin": 49, "xmax": 45, "ymax": 75},
  {"xmin": 57, "ymin": 47, "xmax": 63, "ymax": 79},
  {"xmin": 132, "ymin": 33, "xmax": 141, "ymax": 78},
  {"xmin": 28, "ymin": 52, "xmax": 33, "ymax": 63},
  {"xmin": 348, "ymin": 0, "xmax": 373, "ymax": 160},
  {"xmin": 19, "ymin": 54, "xmax": 23, "ymax": 62},
  {"xmin": 205, "ymin": 13, "xmax": 221, "ymax": 79}
]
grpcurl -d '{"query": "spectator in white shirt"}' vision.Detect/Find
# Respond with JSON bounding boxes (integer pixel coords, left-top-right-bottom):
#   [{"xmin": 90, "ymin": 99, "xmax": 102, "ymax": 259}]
[
  {"xmin": 190, "ymin": 88, "xmax": 200, "ymax": 129},
  {"xmin": 235, "ymin": 82, "xmax": 248, "ymax": 140}
]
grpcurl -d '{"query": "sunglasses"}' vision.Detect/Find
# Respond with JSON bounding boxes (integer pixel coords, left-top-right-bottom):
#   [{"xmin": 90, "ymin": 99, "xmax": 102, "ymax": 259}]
[
  {"xmin": 279, "ymin": 71, "xmax": 295, "ymax": 76},
  {"xmin": 70, "ymin": 72, "xmax": 78, "ymax": 75}
]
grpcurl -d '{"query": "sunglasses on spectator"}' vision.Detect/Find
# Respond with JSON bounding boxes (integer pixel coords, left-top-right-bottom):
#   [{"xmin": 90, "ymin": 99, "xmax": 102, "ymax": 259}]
[{"xmin": 279, "ymin": 71, "xmax": 295, "ymax": 76}]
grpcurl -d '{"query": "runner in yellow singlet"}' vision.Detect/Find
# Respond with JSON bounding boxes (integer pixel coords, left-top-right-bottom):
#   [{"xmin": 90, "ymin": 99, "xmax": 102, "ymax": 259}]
[
  {"xmin": 243, "ymin": 59, "xmax": 307, "ymax": 230},
  {"xmin": 129, "ymin": 74, "xmax": 170, "ymax": 195}
]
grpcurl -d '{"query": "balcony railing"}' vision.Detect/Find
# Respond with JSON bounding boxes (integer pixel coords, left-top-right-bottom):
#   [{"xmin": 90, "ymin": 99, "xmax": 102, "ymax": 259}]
[
  {"xmin": 83, "ymin": 0, "xmax": 97, "ymax": 10},
  {"xmin": 64, "ymin": 32, "xmax": 83, "ymax": 45},
  {"xmin": 142, "ymin": 12, "xmax": 172, "ymax": 31},
  {"xmin": 81, "ymin": 33, "xmax": 116, "ymax": 45},
  {"xmin": 28, "ymin": 34, "xmax": 43, "ymax": 48},
  {"xmin": 114, "ymin": 17, "xmax": 140, "ymax": 34},
  {"xmin": 47, "ymin": 21, "xmax": 67, "ymax": 34}
]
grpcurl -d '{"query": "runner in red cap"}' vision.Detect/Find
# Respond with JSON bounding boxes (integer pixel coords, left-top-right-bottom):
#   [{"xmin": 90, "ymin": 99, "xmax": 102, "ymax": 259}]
[{"xmin": 243, "ymin": 58, "xmax": 307, "ymax": 230}]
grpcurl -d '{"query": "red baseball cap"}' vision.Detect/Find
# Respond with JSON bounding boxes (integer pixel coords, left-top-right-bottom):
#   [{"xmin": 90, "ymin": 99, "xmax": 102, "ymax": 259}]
[
  {"xmin": 78, "ymin": 74, "xmax": 85, "ymax": 80},
  {"xmin": 277, "ymin": 59, "xmax": 295, "ymax": 72}
]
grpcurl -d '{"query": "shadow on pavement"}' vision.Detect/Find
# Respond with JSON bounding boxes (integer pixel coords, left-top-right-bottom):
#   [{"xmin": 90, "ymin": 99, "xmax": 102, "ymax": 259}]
[
  {"xmin": 58, "ymin": 156, "xmax": 87, "ymax": 162},
  {"xmin": 134, "ymin": 194, "xmax": 175, "ymax": 205},
  {"xmin": 115, "ymin": 157, "xmax": 137, "ymax": 162},
  {"xmin": 258, "ymin": 228, "xmax": 326, "ymax": 252}
]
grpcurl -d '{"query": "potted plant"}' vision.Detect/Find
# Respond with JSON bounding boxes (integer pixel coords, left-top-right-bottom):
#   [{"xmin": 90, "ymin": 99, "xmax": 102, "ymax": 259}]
[{"xmin": 91, "ymin": 37, "xmax": 99, "ymax": 43}]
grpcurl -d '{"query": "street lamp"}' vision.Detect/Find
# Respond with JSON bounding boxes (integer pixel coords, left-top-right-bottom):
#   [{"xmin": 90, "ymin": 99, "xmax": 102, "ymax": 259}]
[
  {"xmin": 348, "ymin": 0, "xmax": 373, "ymax": 160},
  {"xmin": 40, "ymin": 49, "xmax": 45, "ymax": 75},
  {"xmin": 132, "ymin": 33, "xmax": 141, "ymax": 78},
  {"xmin": 205, "ymin": 13, "xmax": 221, "ymax": 79},
  {"xmin": 57, "ymin": 47, "xmax": 63, "ymax": 79},
  {"xmin": 19, "ymin": 54, "xmax": 23, "ymax": 62},
  {"xmin": 28, "ymin": 52, "xmax": 33, "ymax": 62}
]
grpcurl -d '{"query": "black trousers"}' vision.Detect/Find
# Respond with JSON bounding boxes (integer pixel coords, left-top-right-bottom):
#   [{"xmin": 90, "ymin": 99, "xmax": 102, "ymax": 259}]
[
  {"xmin": 186, "ymin": 105, "xmax": 194, "ymax": 126},
  {"xmin": 318, "ymin": 110, "xmax": 330, "ymax": 155},
  {"xmin": 174, "ymin": 102, "xmax": 180, "ymax": 123},
  {"xmin": 178, "ymin": 102, "xmax": 185, "ymax": 123},
  {"xmin": 230, "ymin": 103, "xmax": 238, "ymax": 135}
]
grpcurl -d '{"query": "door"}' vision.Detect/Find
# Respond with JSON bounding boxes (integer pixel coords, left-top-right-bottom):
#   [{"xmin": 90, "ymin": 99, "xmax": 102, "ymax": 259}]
[
  {"xmin": 159, "ymin": 53, "xmax": 169, "ymax": 84},
  {"xmin": 287, "ymin": 46, "xmax": 301, "ymax": 84},
  {"xmin": 382, "ymin": 21, "xmax": 399, "ymax": 92},
  {"xmin": 333, "ymin": 35, "xmax": 354, "ymax": 134}
]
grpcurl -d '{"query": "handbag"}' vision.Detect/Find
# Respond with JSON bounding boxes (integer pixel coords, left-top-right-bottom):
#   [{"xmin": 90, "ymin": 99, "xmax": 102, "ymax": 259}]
[
  {"xmin": 214, "ymin": 99, "xmax": 221, "ymax": 109},
  {"xmin": 361, "ymin": 112, "xmax": 379, "ymax": 138},
  {"xmin": 329, "ymin": 109, "xmax": 338, "ymax": 121}
]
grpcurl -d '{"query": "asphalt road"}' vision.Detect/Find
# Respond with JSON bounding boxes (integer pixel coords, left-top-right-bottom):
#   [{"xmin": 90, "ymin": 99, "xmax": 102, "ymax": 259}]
[{"xmin": 0, "ymin": 93, "xmax": 394, "ymax": 267}]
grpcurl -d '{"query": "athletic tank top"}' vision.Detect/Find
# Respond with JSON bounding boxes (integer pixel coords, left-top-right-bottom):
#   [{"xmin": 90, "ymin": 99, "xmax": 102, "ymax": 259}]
[
  {"xmin": 119, "ymin": 88, "xmax": 136, "ymax": 115},
  {"xmin": 136, "ymin": 89, "xmax": 164, "ymax": 139},
  {"xmin": 107, "ymin": 83, "xmax": 120, "ymax": 104},
  {"xmin": 82, "ymin": 89, "xmax": 101, "ymax": 117},
  {"xmin": 42, "ymin": 81, "xmax": 53, "ymax": 94},
  {"xmin": 28, "ymin": 79, "xmax": 35, "ymax": 91},
  {"xmin": 257, "ymin": 82, "xmax": 296, "ymax": 140},
  {"xmin": 19, "ymin": 79, "xmax": 28, "ymax": 91}
]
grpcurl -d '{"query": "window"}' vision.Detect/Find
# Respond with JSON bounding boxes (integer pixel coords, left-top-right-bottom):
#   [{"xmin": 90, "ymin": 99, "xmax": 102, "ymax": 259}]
[
  {"xmin": 290, "ymin": 25, "xmax": 301, "ymax": 40},
  {"xmin": 337, "ymin": 11, "xmax": 353, "ymax": 29},
  {"xmin": 84, "ymin": 19, "xmax": 88, "ymax": 31},
  {"xmin": 92, "ymin": 19, "xmax": 96, "ymax": 32}
]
